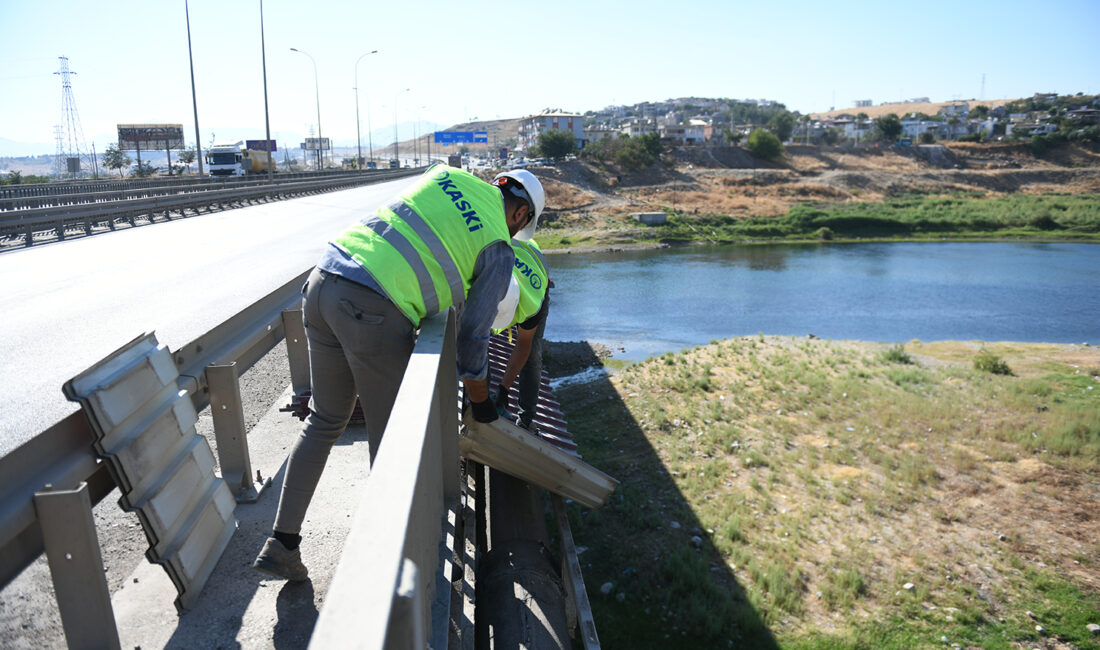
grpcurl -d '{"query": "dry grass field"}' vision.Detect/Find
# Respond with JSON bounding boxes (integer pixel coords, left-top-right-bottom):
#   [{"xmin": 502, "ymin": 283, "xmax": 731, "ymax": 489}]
[{"xmin": 557, "ymin": 338, "xmax": 1100, "ymax": 648}]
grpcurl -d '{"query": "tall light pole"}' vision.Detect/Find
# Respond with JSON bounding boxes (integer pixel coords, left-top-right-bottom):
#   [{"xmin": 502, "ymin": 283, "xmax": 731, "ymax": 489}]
[
  {"xmin": 354, "ymin": 49, "xmax": 378, "ymax": 170},
  {"xmin": 290, "ymin": 47, "xmax": 322, "ymax": 170},
  {"xmin": 394, "ymin": 87, "xmax": 409, "ymax": 166},
  {"xmin": 416, "ymin": 105, "xmax": 427, "ymax": 166},
  {"xmin": 185, "ymin": 0, "xmax": 203, "ymax": 176},
  {"xmin": 260, "ymin": 0, "xmax": 273, "ymax": 183}
]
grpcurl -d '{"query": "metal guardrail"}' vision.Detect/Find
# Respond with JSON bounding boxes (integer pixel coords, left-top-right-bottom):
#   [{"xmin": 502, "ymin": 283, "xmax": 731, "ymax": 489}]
[
  {"xmin": 0, "ymin": 270, "xmax": 308, "ymax": 608},
  {"xmin": 0, "ymin": 168, "xmax": 402, "ymax": 205},
  {"xmin": 1, "ymin": 269, "xmax": 597, "ymax": 648},
  {"xmin": 0, "ymin": 169, "xmax": 421, "ymax": 248}
]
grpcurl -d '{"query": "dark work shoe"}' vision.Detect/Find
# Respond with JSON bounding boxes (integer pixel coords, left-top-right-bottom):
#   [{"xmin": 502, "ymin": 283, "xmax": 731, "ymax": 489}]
[{"xmin": 252, "ymin": 537, "xmax": 309, "ymax": 581}]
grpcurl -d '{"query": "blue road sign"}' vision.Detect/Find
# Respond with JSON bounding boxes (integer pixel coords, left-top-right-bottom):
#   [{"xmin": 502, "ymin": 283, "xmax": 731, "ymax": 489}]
[{"xmin": 434, "ymin": 131, "xmax": 489, "ymax": 144}]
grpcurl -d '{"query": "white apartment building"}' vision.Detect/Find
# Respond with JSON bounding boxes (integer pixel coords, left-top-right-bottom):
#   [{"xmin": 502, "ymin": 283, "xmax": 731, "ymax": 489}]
[{"xmin": 518, "ymin": 110, "xmax": 585, "ymax": 152}]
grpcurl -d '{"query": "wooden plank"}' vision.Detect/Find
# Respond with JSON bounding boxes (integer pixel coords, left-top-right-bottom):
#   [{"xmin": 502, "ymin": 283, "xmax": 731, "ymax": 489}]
[{"xmin": 552, "ymin": 494, "xmax": 601, "ymax": 650}]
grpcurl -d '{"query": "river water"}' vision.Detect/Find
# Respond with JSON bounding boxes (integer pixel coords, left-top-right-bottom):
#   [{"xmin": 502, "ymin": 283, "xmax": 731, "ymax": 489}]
[{"xmin": 542, "ymin": 242, "xmax": 1099, "ymax": 362}]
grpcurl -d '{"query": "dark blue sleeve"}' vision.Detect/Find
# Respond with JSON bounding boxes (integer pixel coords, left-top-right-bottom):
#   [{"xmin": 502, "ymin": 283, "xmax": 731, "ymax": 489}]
[{"xmin": 456, "ymin": 241, "xmax": 515, "ymax": 381}]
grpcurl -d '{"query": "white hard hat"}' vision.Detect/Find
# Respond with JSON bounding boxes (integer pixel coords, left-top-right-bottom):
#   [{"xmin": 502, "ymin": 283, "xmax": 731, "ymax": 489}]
[
  {"xmin": 491, "ymin": 275, "xmax": 521, "ymax": 330},
  {"xmin": 493, "ymin": 169, "xmax": 545, "ymax": 242}
]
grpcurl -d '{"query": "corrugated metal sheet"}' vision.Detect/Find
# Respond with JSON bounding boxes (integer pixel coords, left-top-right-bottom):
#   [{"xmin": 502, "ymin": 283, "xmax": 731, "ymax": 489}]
[
  {"xmin": 63, "ymin": 332, "xmax": 236, "ymax": 612},
  {"xmin": 487, "ymin": 331, "xmax": 577, "ymax": 455}
]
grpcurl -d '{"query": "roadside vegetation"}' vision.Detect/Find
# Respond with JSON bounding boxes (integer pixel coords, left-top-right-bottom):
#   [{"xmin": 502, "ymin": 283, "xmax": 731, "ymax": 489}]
[
  {"xmin": 556, "ymin": 338, "xmax": 1100, "ymax": 648},
  {"xmin": 534, "ymin": 192, "xmax": 1100, "ymax": 250}
]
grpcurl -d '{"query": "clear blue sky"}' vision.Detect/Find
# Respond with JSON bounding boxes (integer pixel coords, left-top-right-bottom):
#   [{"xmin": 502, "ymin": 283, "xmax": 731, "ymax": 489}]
[{"xmin": 1, "ymin": 0, "xmax": 1097, "ymax": 156}]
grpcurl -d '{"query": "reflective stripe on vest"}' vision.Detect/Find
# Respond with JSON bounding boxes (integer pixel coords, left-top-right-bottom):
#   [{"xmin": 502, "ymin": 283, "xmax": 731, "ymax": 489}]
[
  {"xmin": 332, "ymin": 166, "xmax": 510, "ymax": 325},
  {"xmin": 386, "ymin": 201, "xmax": 465, "ymax": 313},
  {"xmin": 359, "ymin": 214, "xmax": 442, "ymax": 316}
]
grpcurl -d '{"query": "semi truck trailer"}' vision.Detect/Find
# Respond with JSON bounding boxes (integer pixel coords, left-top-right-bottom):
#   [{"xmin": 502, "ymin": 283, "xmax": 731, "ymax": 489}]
[{"xmin": 205, "ymin": 141, "xmax": 275, "ymax": 176}]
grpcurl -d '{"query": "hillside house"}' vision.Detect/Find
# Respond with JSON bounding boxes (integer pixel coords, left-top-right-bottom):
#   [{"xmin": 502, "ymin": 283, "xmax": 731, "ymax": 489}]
[
  {"xmin": 583, "ymin": 126, "xmax": 619, "ymax": 144},
  {"xmin": 1006, "ymin": 122, "xmax": 1058, "ymax": 137},
  {"xmin": 620, "ymin": 117, "xmax": 658, "ymax": 137},
  {"xmin": 1066, "ymin": 108, "xmax": 1100, "ymax": 125},
  {"xmin": 659, "ymin": 121, "xmax": 708, "ymax": 145},
  {"xmin": 901, "ymin": 116, "xmax": 942, "ymax": 138},
  {"xmin": 519, "ymin": 109, "xmax": 585, "ymax": 152},
  {"xmin": 939, "ymin": 102, "xmax": 970, "ymax": 118}
]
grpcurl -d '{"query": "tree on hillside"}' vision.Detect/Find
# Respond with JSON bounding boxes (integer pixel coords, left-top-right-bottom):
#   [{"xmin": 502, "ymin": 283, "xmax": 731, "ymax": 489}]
[
  {"xmin": 724, "ymin": 129, "xmax": 743, "ymax": 145},
  {"xmin": 874, "ymin": 114, "xmax": 903, "ymax": 141},
  {"xmin": 580, "ymin": 133, "xmax": 662, "ymax": 171},
  {"xmin": 747, "ymin": 129, "xmax": 783, "ymax": 160},
  {"xmin": 536, "ymin": 128, "xmax": 576, "ymax": 160},
  {"xmin": 637, "ymin": 132, "xmax": 662, "ymax": 158},
  {"xmin": 102, "ymin": 143, "xmax": 132, "ymax": 178},
  {"xmin": 768, "ymin": 111, "xmax": 796, "ymax": 142},
  {"xmin": 969, "ymin": 105, "xmax": 990, "ymax": 119}
]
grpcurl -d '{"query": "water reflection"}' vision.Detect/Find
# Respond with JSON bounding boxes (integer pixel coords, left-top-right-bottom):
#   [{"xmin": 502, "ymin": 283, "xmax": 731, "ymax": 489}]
[{"xmin": 545, "ymin": 242, "xmax": 1099, "ymax": 361}]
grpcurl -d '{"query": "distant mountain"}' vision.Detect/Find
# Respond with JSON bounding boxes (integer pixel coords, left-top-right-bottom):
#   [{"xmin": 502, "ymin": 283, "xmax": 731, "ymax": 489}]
[{"xmin": 0, "ymin": 137, "xmax": 55, "ymax": 157}]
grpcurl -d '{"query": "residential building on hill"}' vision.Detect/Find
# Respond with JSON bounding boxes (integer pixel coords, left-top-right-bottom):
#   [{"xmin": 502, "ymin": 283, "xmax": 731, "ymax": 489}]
[{"xmin": 519, "ymin": 109, "xmax": 584, "ymax": 152}]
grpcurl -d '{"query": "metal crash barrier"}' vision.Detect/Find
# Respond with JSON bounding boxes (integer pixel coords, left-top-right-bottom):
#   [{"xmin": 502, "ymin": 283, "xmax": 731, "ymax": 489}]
[
  {"xmin": 1, "ymin": 272, "xmax": 611, "ymax": 649},
  {"xmin": 0, "ymin": 271, "xmax": 309, "ymax": 648}
]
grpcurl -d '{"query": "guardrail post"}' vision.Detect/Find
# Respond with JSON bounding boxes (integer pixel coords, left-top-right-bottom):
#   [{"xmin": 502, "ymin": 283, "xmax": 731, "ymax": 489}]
[
  {"xmin": 207, "ymin": 362, "xmax": 270, "ymax": 503},
  {"xmin": 34, "ymin": 481, "xmax": 121, "ymax": 650},
  {"xmin": 281, "ymin": 308, "xmax": 310, "ymax": 394}
]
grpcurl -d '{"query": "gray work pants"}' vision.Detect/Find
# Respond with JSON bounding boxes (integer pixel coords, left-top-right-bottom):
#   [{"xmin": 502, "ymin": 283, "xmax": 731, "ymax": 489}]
[{"xmin": 274, "ymin": 267, "xmax": 416, "ymax": 535}]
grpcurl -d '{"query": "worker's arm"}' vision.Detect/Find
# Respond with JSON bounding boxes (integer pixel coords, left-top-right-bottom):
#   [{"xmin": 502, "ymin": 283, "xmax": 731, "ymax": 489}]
[
  {"xmin": 457, "ymin": 241, "xmax": 515, "ymax": 420},
  {"xmin": 496, "ymin": 323, "xmax": 538, "ymax": 402}
]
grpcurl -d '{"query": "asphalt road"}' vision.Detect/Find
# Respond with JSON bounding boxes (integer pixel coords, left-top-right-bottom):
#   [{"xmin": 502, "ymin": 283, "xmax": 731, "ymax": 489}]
[{"xmin": 0, "ymin": 175, "xmax": 416, "ymax": 455}]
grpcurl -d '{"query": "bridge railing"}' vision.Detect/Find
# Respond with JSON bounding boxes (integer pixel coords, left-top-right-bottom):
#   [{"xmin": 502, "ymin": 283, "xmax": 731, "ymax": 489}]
[
  {"xmin": 0, "ymin": 266, "xmax": 472, "ymax": 649},
  {"xmin": 0, "ymin": 168, "xmax": 410, "ymax": 205},
  {"xmin": 0, "ymin": 271, "xmax": 309, "ymax": 647},
  {"xmin": 0, "ymin": 169, "xmax": 422, "ymax": 247},
  {"xmin": 309, "ymin": 309, "xmax": 461, "ymax": 649}
]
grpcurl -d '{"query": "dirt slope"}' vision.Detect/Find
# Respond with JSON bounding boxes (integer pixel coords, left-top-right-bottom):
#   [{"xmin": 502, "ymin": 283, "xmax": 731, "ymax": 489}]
[{"xmin": 526, "ymin": 142, "xmax": 1100, "ymax": 224}]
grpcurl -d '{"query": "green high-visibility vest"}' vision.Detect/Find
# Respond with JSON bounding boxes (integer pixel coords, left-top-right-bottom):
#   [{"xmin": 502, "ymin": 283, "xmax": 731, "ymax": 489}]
[
  {"xmin": 332, "ymin": 166, "xmax": 511, "ymax": 325},
  {"xmin": 510, "ymin": 238, "xmax": 549, "ymax": 327}
]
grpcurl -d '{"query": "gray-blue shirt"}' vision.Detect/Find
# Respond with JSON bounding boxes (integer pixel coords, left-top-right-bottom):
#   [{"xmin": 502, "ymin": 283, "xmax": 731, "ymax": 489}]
[{"xmin": 318, "ymin": 240, "xmax": 514, "ymax": 381}]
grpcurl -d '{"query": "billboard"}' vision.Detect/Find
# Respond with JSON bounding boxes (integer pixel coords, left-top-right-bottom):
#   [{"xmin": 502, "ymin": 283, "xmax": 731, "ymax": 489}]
[
  {"xmin": 245, "ymin": 139, "xmax": 277, "ymax": 152},
  {"xmin": 434, "ymin": 131, "xmax": 488, "ymax": 144},
  {"xmin": 301, "ymin": 137, "xmax": 331, "ymax": 151},
  {"xmin": 117, "ymin": 124, "xmax": 184, "ymax": 150}
]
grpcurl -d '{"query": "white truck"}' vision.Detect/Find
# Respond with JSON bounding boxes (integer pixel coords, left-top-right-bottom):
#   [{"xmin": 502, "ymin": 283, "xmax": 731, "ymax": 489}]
[{"xmin": 205, "ymin": 140, "xmax": 274, "ymax": 176}]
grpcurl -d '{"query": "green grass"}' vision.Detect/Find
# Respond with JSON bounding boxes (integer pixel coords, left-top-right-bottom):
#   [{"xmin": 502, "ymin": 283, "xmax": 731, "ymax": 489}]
[
  {"xmin": 625, "ymin": 194, "xmax": 1100, "ymax": 247},
  {"xmin": 557, "ymin": 337, "xmax": 1100, "ymax": 647}
]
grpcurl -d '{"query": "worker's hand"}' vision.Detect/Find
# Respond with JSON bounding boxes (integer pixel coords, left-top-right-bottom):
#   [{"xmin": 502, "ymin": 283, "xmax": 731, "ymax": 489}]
[
  {"xmin": 493, "ymin": 387, "xmax": 509, "ymax": 414},
  {"xmin": 470, "ymin": 397, "xmax": 498, "ymax": 423}
]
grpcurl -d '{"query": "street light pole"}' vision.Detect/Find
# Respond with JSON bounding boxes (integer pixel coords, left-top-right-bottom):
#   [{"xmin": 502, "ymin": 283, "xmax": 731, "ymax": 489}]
[
  {"xmin": 185, "ymin": 0, "xmax": 204, "ymax": 176},
  {"xmin": 354, "ymin": 49, "xmax": 378, "ymax": 170},
  {"xmin": 394, "ymin": 87, "xmax": 409, "ymax": 166},
  {"xmin": 417, "ymin": 105, "xmax": 427, "ymax": 166},
  {"xmin": 260, "ymin": 0, "xmax": 273, "ymax": 183},
  {"xmin": 290, "ymin": 47, "xmax": 323, "ymax": 170}
]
